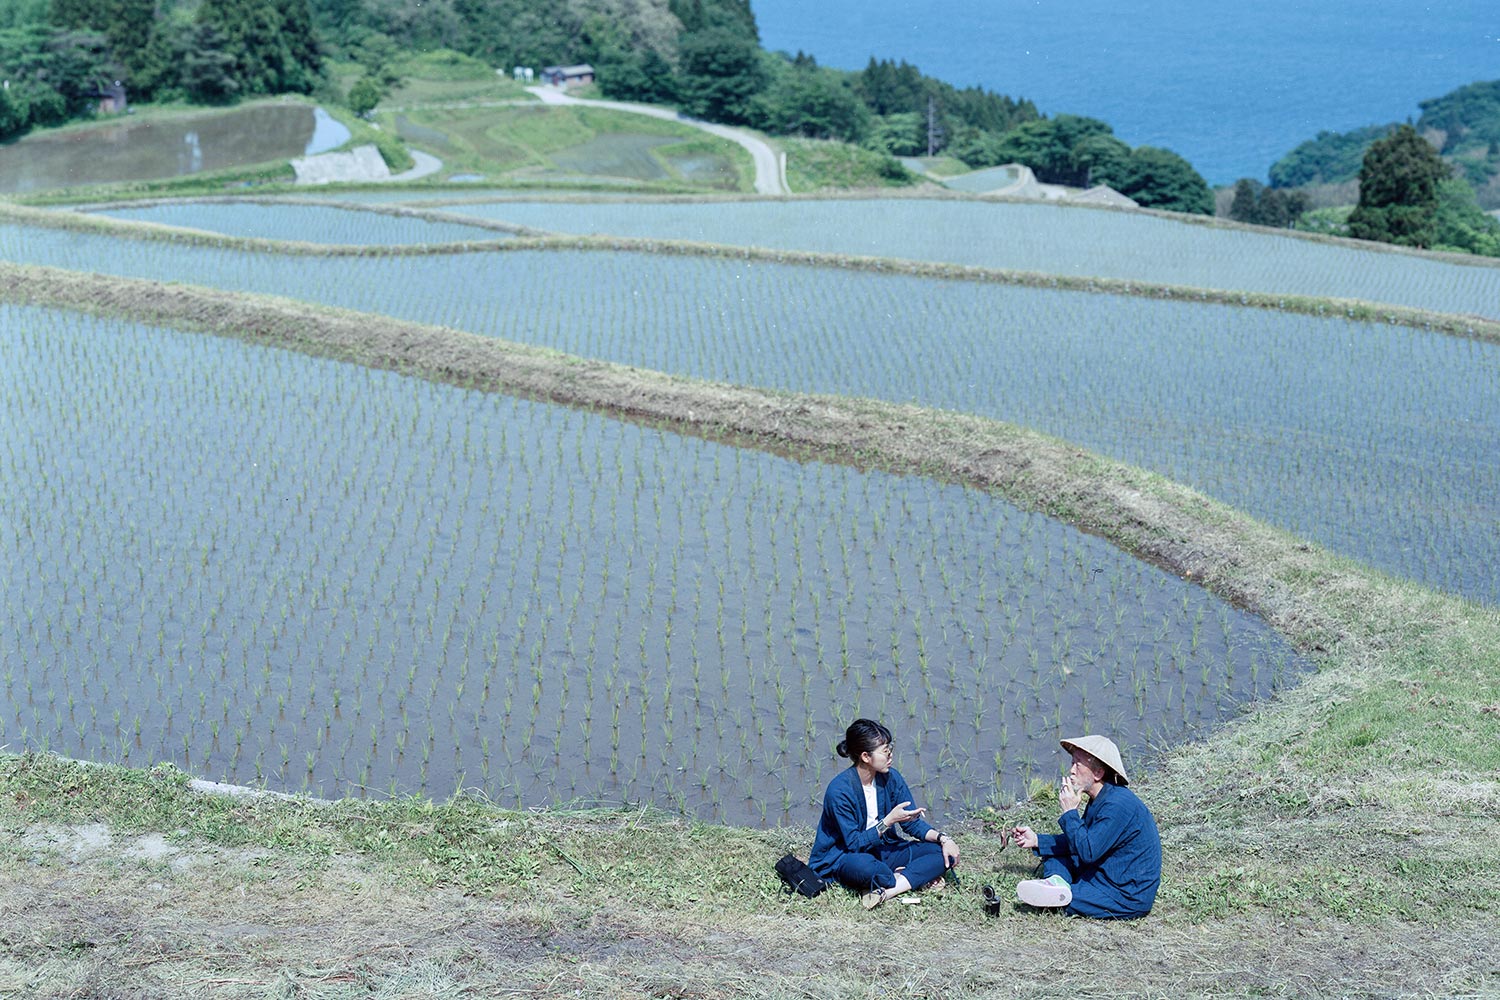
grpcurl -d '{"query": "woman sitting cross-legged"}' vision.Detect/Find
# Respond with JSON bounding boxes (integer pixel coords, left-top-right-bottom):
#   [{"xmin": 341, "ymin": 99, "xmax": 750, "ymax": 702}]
[{"xmin": 809, "ymin": 718, "xmax": 960, "ymax": 909}]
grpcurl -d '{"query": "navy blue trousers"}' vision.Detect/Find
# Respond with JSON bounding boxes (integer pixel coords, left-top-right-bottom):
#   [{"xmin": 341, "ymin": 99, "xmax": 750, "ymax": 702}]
[
  {"xmin": 1041, "ymin": 857, "xmax": 1150, "ymax": 920},
  {"xmin": 831, "ymin": 840, "xmax": 948, "ymax": 894}
]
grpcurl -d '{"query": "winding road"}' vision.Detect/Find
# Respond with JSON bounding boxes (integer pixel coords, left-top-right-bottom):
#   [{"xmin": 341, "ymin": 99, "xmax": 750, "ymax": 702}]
[{"xmin": 526, "ymin": 86, "xmax": 788, "ymax": 195}]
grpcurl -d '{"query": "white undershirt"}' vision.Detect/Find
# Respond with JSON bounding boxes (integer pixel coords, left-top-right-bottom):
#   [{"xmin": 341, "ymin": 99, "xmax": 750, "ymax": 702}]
[{"xmin": 863, "ymin": 781, "xmax": 878, "ymax": 829}]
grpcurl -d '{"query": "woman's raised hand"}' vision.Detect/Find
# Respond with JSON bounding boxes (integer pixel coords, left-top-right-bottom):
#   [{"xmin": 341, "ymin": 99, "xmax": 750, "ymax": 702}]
[
  {"xmin": 885, "ymin": 800, "xmax": 925, "ymax": 826},
  {"xmin": 1010, "ymin": 825, "xmax": 1038, "ymax": 850}
]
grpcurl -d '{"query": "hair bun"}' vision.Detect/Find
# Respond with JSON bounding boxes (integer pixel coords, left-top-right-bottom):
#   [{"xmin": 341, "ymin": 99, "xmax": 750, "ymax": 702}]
[{"xmin": 835, "ymin": 740, "xmax": 850, "ymax": 758}]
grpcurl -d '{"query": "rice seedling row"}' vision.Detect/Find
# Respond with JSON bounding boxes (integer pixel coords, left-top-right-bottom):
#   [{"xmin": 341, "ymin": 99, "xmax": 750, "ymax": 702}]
[
  {"xmin": 5, "ymin": 224, "xmax": 1495, "ymax": 606},
  {"xmin": 0, "ymin": 305, "xmax": 1304, "ymax": 825},
  {"xmin": 90, "ymin": 202, "xmax": 516, "ymax": 247}
]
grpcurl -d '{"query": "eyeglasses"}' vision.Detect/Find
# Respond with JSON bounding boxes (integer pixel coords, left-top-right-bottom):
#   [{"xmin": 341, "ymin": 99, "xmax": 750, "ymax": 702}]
[{"xmin": 874, "ymin": 742, "xmax": 895, "ymax": 757}]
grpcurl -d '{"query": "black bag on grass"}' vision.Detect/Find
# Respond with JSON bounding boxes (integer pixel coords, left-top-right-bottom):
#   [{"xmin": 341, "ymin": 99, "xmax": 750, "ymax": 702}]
[{"xmin": 774, "ymin": 853, "xmax": 827, "ymax": 898}]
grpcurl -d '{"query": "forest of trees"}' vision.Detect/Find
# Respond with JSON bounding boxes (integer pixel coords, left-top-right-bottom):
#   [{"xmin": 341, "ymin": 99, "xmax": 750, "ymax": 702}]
[
  {"xmin": 1269, "ymin": 81, "xmax": 1500, "ymax": 194},
  {"xmin": 1345, "ymin": 123, "xmax": 1500, "ymax": 255},
  {"xmin": 3, "ymin": 0, "xmax": 1213, "ymax": 213},
  {"xmin": 0, "ymin": 0, "xmax": 320, "ymax": 139}
]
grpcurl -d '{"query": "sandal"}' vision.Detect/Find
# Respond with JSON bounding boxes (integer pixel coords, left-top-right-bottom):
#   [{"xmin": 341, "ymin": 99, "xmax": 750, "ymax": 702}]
[{"xmin": 862, "ymin": 888, "xmax": 922, "ymax": 909}]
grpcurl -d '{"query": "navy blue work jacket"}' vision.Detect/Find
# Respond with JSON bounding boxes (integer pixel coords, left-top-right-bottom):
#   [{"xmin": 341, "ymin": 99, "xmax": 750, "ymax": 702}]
[
  {"xmin": 1037, "ymin": 781, "xmax": 1162, "ymax": 915},
  {"xmin": 809, "ymin": 766, "xmax": 936, "ymax": 877}
]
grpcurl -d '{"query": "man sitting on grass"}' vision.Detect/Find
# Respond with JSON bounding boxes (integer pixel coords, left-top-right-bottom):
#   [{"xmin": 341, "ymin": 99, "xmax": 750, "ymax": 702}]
[{"xmin": 1009, "ymin": 734, "xmax": 1161, "ymax": 919}]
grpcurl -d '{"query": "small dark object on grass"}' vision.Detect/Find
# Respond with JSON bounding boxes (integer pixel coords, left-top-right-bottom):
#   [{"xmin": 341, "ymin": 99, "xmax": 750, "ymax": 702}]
[
  {"xmin": 775, "ymin": 853, "xmax": 828, "ymax": 898},
  {"xmin": 982, "ymin": 884, "xmax": 1002, "ymax": 917}
]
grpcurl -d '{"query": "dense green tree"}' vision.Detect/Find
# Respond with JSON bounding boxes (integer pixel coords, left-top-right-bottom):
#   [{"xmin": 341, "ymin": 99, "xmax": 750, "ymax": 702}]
[
  {"xmin": 1268, "ymin": 123, "xmax": 1392, "ymax": 187},
  {"xmin": 0, "ymin": 26, "xmax": 119, "ymax": 129},
  {"xmin": 972, "ymin": 115, "xmax": 1114, "ymax": 184},
  {"xmin": 1258, "ymin": 188, "xmax": 1310, "ymax": 227},
  {"xmin": 0, "ymin": 0, "xmax": 49, "ymax": 29},
  {"xmin": 180, "ymin": 21, "xmax": 241, "ymax": 103},
  {"xmin": 51, "ymin": 0, "xmax": 157, "ymax": 76},
  {"xmin": 1103, "ymin": 146, "xmax": 1214, "ymax": 215},
  {"xmin": 942, "ymin": 81, "xmax": 1035, "ymax": 135},
  {"xmin": 984, "ymin": 118, "xmax": 1067, "ymax": 175},
  {"xmin": 440, "ymin": 0, "xmax": 571, "ymax": 72},
  {"xmin": 597, "ymin": 47, "xmax": 677, "ymax": 104},
  {"xmin": 570, "ymin": 0, "xmax": 679, "ymax": 63},
  {"xmin": 863, "ymin": 111, "xmax": 925, "ymax": 156},
  {"xmin": 853, "ymin": 57, "xmax": 1035, "ymax": 153},
  {"xmin": 1227, "ymin": 177, "xmax": 1311, "ymax": 227},
  {"xmin": 856, "ymin": 57, "xmax": 925, "ymax": 115},
  {"xmin": 0, "ymin": 85, "xmax": 26, "ymax": 139},
  {"xmin": 1229, "ymin": 178, "xmax": 1260, "ymax": 220},
  {"xmin": 1432, "ymin": 176, "xmax": 1500, "ymax": 256},
  {"xmin": 17, "ymin": 81, "xmax": 66, "ymax": 125},
  {"xmin": 1347, "ymin": 124, "xmax": 1449, "ymax": 247},
  {"xmin": 669, "ymin": 0, "xmax": 756, "ymax": 37},
  {"xmin": 347, "ymin": 74, "xmax": 381, "ymax": 116},
  {"xmin": 197, "ymin": 0, "xmax": 321, "ymax": 97},
  {"xmin": 676, "ymin": 26, "xmax": 766, "ymax": 124},
  {"xmin": 751, "ymin": 63, "xmax": 868, "ymax": 142},
  {"xmin": 1417, "ymin": 80, "xmax": 1500, "ymax": 153},
  {"xmin": 125, "ymin": 17, "xmax": 192, "ymax": 101},
  {"xmin": 308, "ymin": 0, "xmax": 366, "ymax": 45},
  {"xmin": 354, "ymin": 31, "xmax": 402, "ymax": 87},
  {"xmin": 943, "ymin": 125, "xmax": 1007, "ymax": 167},
  {"xmin": 1071, "ymin": 132, "xmax": 1130, "ymax": 187}
]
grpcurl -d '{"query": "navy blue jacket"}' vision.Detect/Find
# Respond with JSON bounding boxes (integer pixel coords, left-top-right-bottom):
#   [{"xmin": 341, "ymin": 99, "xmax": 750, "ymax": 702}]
[
  {"xmin": 1037, "ymin": 781, "xmax": 1161, "ymax": 916},
  {"xmin": 809, "ymin": 766, "xmax": 936, "ymax": 876}
]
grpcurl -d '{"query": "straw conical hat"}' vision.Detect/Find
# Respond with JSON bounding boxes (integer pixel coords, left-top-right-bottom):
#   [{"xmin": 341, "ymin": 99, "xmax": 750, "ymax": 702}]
[{"xmin": 1059, "ymin": 735, "xmax": 1129, "ymax": 785}]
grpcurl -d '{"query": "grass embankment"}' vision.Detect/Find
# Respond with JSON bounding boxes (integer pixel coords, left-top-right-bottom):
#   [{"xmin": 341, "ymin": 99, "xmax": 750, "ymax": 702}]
[
  {"xmin": 780, "ymin": 136, "xmax": 918, "ymax": 192},
  {"xmin": 382, "ymin": 103, "xmax": 754, "ymax": 192},
  {"xmin": 4, "ymin": 200, "xmax": 1498, "ymax": 343},
  {"xmin": 1, "ymin": 265, "xmax": 1496, "ymax": 996},
  {"xmin": 329, "ymin": 48, "xmax": 529, "ymax": 107}
]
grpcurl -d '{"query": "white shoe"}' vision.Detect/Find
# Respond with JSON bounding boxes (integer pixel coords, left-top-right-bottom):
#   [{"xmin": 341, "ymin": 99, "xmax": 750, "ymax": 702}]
[{"xmin": 1016, "ymin": 875, "xmax": 1072, "ymax": 908}]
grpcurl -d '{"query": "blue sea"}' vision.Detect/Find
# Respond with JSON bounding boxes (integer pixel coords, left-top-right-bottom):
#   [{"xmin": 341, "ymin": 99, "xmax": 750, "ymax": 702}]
[{"xmin": 750, "ymin": 0, "xmax": 1499, "ymax": 185}]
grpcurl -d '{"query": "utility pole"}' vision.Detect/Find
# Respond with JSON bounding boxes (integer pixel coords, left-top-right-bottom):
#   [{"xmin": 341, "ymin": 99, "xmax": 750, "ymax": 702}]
[{"xmin": 926, "ymin": 95, "xmax": 943, "ymax": 157}]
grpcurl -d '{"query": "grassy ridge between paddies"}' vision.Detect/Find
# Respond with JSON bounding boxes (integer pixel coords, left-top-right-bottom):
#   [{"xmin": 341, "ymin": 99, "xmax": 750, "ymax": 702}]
[
  {"xmin": 4, "ymin": 200, "xmax": 1500, "ymax": 348},
  {"xmin": 1, "ymin": 265, "xmax": 1496, "ymax": 998},
  {"xmin": 25, "ymin": 180, "xmax": 1500, "ymax": 281}
]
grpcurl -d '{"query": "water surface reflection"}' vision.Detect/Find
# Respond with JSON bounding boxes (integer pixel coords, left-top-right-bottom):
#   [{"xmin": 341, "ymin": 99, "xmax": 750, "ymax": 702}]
[{"xmin": 0, "ymin": 105, "xmax": 347, "ymax": 193}]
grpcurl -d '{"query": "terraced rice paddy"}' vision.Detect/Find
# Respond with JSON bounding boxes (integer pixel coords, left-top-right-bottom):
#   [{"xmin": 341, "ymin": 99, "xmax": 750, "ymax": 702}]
[
  {"xmin": 5, "ymin": 220, "xmax": 1496, "ymax": 606},
  {"xmin": 0, "ymin": 305, "xmax": 1304, "ymax": 824},
  {"xmin": 93, "ymin": 202, "xmax": 512, "ymax": 246},
  {"xmin": 222, "ymin": 196, "xmax": 1500, "ymax": 321}
]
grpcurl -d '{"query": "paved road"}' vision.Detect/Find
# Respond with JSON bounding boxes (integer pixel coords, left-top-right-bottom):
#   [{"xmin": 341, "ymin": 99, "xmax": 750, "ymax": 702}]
[
  {"xmin": 392, "ymin": 149, "xmax": 443, "ymax": 182},
  {"xmin": 526, "ymin": 86, "xmax": 788, "ymax": 195}
]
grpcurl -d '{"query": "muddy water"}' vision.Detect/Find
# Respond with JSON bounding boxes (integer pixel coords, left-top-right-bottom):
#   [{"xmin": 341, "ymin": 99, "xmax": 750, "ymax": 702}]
[{"xmin": 0, "ymin": 105, "xmax": 347, "ymax": 193}]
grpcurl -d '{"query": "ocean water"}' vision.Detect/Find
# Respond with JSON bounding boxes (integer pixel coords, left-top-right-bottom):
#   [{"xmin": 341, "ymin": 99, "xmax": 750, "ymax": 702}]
[{"xmin": 750, "ymin": 0, "xmax": 1499, "ymax": 185}]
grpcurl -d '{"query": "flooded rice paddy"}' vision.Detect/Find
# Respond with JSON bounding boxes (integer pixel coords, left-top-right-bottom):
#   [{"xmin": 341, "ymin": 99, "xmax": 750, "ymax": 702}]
[
  {"xmin": 4, "ymin": 223, "xmax": 1496, "ymax": 607},
  {"xmin": 238, "ymin": 196, "xmax": 1500, "ymax": 321},
  {"xmin": 95, "ymin": 203, "xmax": 511, "ymax": 246},
  {"xmin": 1, "ymin": 306, "xmax": 1306, "ymax": 824},
  {"xmin": 0, "ymin": 105, "xmax": 348, "ymax": 194}
]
